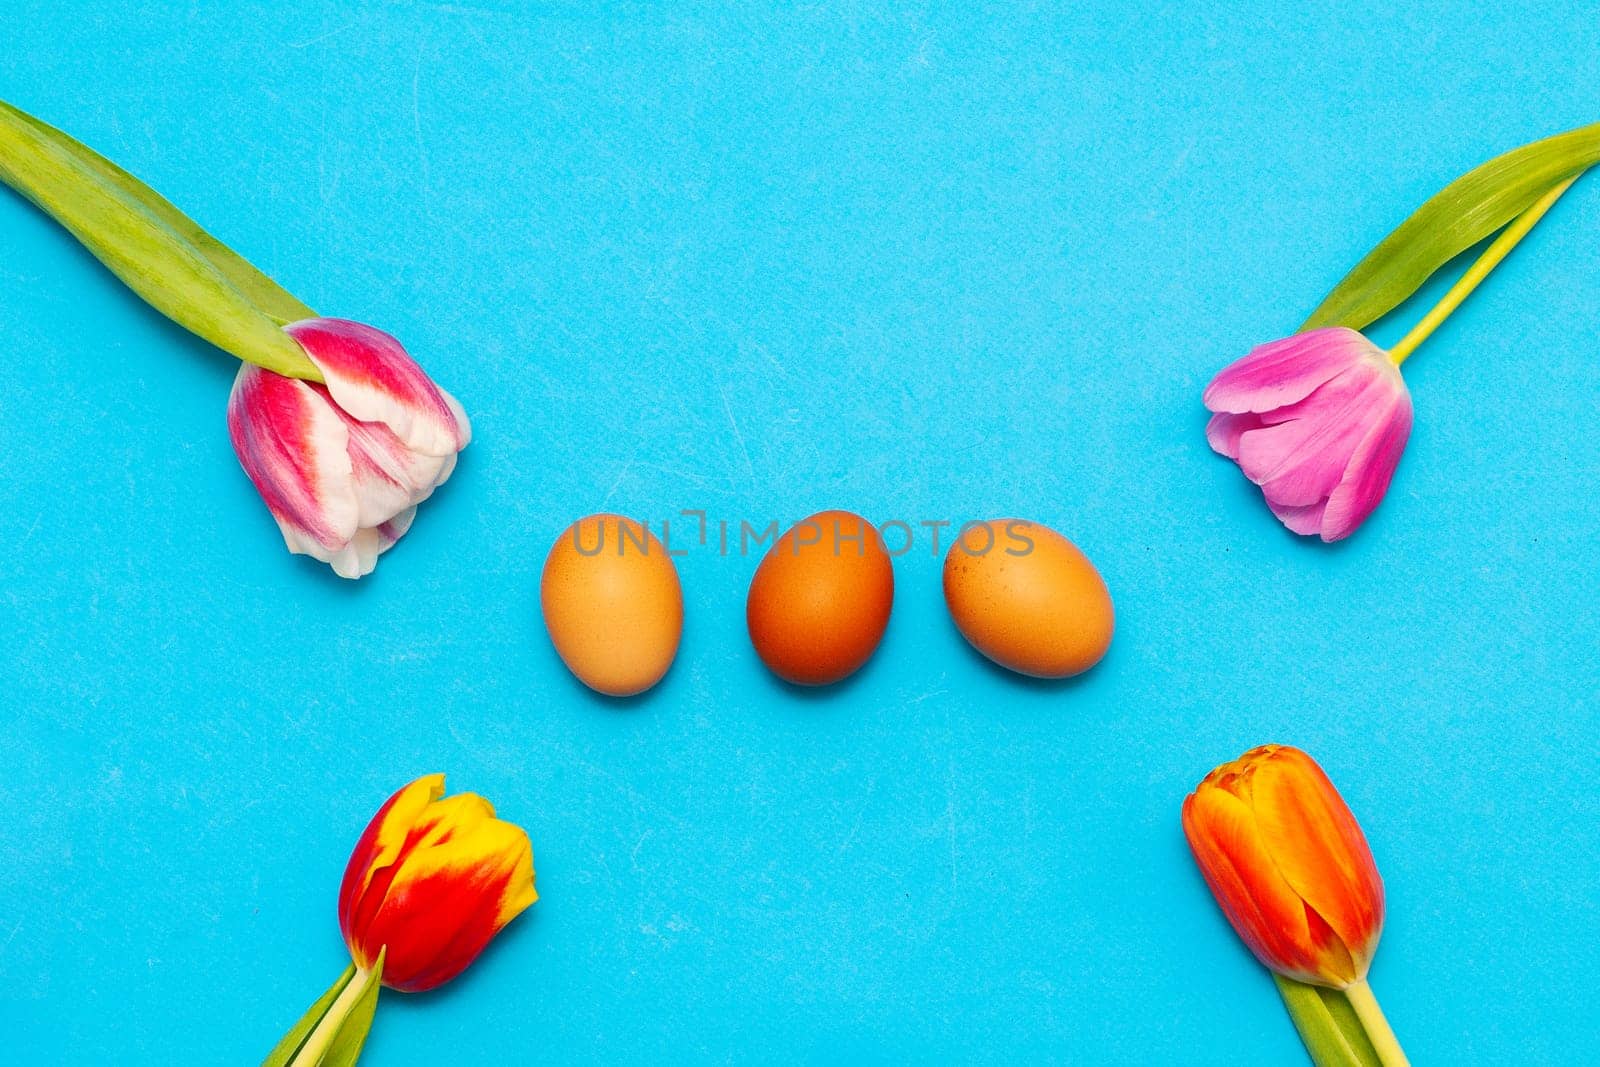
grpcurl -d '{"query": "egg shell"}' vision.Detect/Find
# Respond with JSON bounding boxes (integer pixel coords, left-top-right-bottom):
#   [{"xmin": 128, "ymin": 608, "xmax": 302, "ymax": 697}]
[
  {"xmin": 942, "ymin": 519, "xmax": 1113, "ymax": 679},
  {"xmin": 746, "ymin": 509, "xmax": 894, "ymax": 686},
  {"xmin": 541, "ymin": 514, "xmax": 683, "ymax": 697}
]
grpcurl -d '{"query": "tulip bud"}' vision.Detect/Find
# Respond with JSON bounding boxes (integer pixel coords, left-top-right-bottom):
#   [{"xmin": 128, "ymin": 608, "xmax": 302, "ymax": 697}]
[
  {"xmin": 1181, "ymin": 744, "xmax": 1383, "ymax": 989},
  {"xmin": 228, "ymin": 318, "xmax": 470, "ymax": 578},
  {"xmin": 338, "ymin": 774, "xmax": 536, "ymax": 993}
]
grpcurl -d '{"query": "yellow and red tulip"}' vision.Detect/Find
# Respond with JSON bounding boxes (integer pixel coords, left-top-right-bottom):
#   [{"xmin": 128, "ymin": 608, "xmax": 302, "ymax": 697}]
[
  {"xmin": 265, "ymin": 775, "xmax": 536, "ymax": 1067},
  {"xmin": 338, "ymin": 773, "xmax": 536, "ymax": 992},
  {"xmin": 1183, "ymin": 745, "xmax": 1407, "ymax": 1067}
]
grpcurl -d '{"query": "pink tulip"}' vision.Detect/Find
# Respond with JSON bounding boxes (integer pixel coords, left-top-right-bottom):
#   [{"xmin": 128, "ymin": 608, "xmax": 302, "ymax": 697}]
[
  {"xmin": 1204, "ymin": 327, "xmax": 1412, "ymax": 542},
  {"xmin": 228, "ymin": 318, "xmax": 471, "ymax": 578}
]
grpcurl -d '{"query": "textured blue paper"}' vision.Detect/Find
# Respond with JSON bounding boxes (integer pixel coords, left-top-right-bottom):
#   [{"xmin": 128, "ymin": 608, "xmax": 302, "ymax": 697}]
[{"xmin": 2, "ymin": 3, "xmax": 1597, "ymax": 1063}]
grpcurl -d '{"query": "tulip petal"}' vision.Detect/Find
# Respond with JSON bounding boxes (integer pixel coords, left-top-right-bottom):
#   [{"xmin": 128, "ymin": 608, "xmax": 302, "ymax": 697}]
[
  {"xmin": 1203, "ymin": 328, "xmax": 1378, "ymax": 414},
  {"xmin": 1182, "ymin": 785, "xmax": 1348, "ymax": 985},
  {"xmin": 227, "ymin": 364, "xmax": 359, "ymax": 557},
  {"xmin": 1244, "ymin": 374, "xmax": 1399, "ymax": 510},
  {"xmin": 1205, "ymin": 412, "xmax": 1264, "ymax": 460},
  {"xmin": 378, "ymin": 507, "xmax": 417, "ymax": 550},
  {"xmin": 327, "ymin": 529, "xmax": 383, "ymax": 580},
  {"xmin": 340, "ymin": 413, "xmax": 451, "ymax": 528},
  {"xmin": 362, "ymin": 816, "xmax": 536, "ymax": 991},
  {"xmin": 1320, "ymin": 395, "xmax": 1414, "ymax": 542},
  {"xmin": 285, "ymin": 318, "xmax": 465, "ymax": 457},
  {"xmin": 338, "ymin": 774, "xmax": 447, "ymax": 962},
  {"xmin": 441, "ymin": 387, "xmax": 473, "ymax": 449},
  {"xmin": 1246, "ymin": 749, "xmax": 1384, "ymax": 976},
  {"xmin": 1265, "ymin": 498, "xmax": 1329, "ymax": 537},
  {"xmin": 401, "ymin": 793, "xmax": 499, "ymax": 850}
]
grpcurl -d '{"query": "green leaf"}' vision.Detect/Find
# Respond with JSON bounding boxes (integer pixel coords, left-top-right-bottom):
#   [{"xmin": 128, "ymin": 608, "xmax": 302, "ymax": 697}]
[
  {"xmin": 261, "ymin": 951, "xmax": 384, "ymax": 1067},
  {"xmin": 1273, "ymin": 974, "xmax": 1369, "ymax": 1067},
  {"xmin": 1302, "ymin": 121, "xmax": 1600, "ymax": 332},
  {"xmin": 1, "ymin": 100, "xmax": 317, "ymax": 326},
  {"xmin": 262, "ymin": 966, "xmax": 356, "ymax": 1067},
  {"xmin": 1318, "ymin": 986, "xmax": 1384, "ymax": 1067},
  {"xmin": 319, "ymin": 956, "xmax": 383, "ymax": 1067},
  {"xmin": 0, "ymin": 98, "xmax": 322, "ymax": 380}
]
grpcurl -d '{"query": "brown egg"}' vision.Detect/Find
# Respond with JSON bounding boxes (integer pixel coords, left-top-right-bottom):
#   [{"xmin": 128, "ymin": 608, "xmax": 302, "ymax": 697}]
[
  {"xmin": 746, "ymin": 509, "xmax": 894, "ymax": 686},
  {"xmin": 942, "ymin": 519, "xmax": 1113, "ymax": 678},
  {"xmin": 541, "ymin": 514, "xmax": 683, "ymax": 697}
]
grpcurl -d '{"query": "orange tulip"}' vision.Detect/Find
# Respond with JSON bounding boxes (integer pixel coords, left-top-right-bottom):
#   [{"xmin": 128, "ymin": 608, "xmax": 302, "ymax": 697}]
[
  {"xmin": 338, "ymin": 774, "xmax": 537, "ymax": 992},
  {"xmin": 1181, "ymin": 744, "xmax": 1382, "ymax": 989}
]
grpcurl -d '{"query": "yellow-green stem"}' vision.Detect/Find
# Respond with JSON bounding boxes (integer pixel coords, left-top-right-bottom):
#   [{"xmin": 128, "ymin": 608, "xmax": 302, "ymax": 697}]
[
  {"xmin": 1344, "ymin": 979, "xmax": 1409, "ymax": 1067},
  {"xmin": 1389, "ymin": 175, "xmax": 1578, "ymax": 364}
]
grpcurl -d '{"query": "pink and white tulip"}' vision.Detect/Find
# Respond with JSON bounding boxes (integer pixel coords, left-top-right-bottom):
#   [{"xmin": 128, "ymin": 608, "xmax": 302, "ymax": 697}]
[
  {"xmin": 228, "ymin": 318, "xmax": 470, "ymax": 578},
  {"xmin": 1204, "ymin": 327, "xmax": 1411, "ymax": 542}
]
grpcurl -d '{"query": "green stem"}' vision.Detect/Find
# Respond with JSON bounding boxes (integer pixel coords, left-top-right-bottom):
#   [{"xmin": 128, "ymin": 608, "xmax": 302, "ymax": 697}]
[
  {"xmin": 1343, "ymin": 979, "xmax": 1410, "ymax": 1067},
  {"xmin": 0, "ymin": 98, "xmax": 322, "ymax": 380},
  {"xmin": 1389, "ymin": 175, "xmax": 1578, "ymax": 364},
  {"xmin": 1273, "ymin": 974, "xmax": 1368, "ymax": 1067}
]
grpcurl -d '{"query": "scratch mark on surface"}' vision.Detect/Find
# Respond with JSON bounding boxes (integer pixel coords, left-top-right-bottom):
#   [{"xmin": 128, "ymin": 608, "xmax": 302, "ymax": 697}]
[
  {"xmin": 698, "ymin": 305, "xmax": 788, "ymax": 376},
  {"xmin": 632, "ymin": 461, "xmax": 739, "ymax": 495},
  {"xmin": 1147, "ymin": 136, "xmax": 1199, "ymax": 212},
  {"xmin": 314, "ymin": 61, "xmax": 330, "ymax": 297},
  {"xmin": 837, "ymin": 776, "xmax": 878, "ymax": 855},
  {"xmin": 589, "ymin": 225, "xmax": 788, "ymax": 381},
  {"xmin": 945, "ymin": 719, "xmax": 959, "ymax": 895},
  {"xmin": 443, "ymin": 711, "xmax": 505, "ymax": 776},
  {"xmin": 716, "ymin": 379, "xmax": 756, "ymax": 480},
  {"xmin": 14, "ymin": 514, "xmax": 41, "ymax": 552},
  {"xmin": 549, "ymin": 741, "xmax": 695, "ymax": 834},
  {"xmin": 412, "ymin": 43, "xmax": 433, "ymax": 209},
  {"xmin": 630, "ymin": 830, "xmax": 653, "ymax": 871},
  {"xmin": 396, "ymin": 0, "xmax": 520, "ymax": 20},
  {"xmin": 286, "ymin": 21, "xmax": 358, "ymax": 49},
  {"xmin": 594, "ymin": 849, "xmax": 616, "ymax": 892},
  {"xmin": 600, "ymin": 448, "xmax": 640, "ymax": 510}
]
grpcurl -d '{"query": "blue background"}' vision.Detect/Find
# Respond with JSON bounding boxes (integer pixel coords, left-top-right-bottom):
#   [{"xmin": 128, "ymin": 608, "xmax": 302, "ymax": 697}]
[{"xmin": 2, "ymin": 2, "xmax": 1597, "ymax": 1062}]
